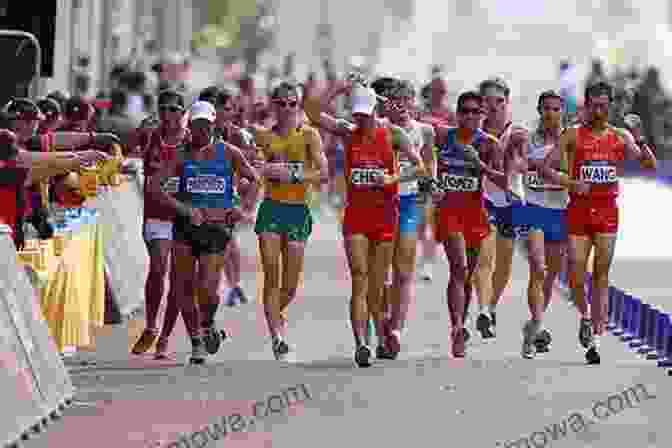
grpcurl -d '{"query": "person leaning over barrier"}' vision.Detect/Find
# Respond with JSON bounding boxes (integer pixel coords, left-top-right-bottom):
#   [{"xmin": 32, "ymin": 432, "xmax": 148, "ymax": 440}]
[{"xmin": 0, "ymin": 129, "xmax": 111, "ymax": 249}]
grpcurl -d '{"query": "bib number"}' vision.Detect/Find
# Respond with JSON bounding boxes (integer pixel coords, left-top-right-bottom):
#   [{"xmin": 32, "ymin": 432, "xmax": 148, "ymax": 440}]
[
  {"xmin": 351, "ymin": 168, "xmax": 385, "ymax": 186},
  {"xmin": 440, "ymin": 173, "xmax": 479, "ymax": 192},
  {"xmin": 287, "ymin": 161, "xmax": 304, "ymax": 179},
  {"xmin": 186, "ymin": 175, "xmax": 227, "ymax": 194},
  {"xmin": 400, "ymin": 160, "xmax": 415, "ymax": 178},
  {"xmin": 161, "ymin": 176, "xmax": 180, "ymax": 194},
  {"xmin": 580, "ymin": 165, "xmax": 617, "ymax": 184}
]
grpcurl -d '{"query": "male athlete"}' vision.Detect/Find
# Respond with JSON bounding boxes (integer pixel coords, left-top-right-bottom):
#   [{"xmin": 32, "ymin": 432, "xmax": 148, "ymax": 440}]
[{"xmin": 543, "ymin": 81, "xmax": 656, "ymax": 364}]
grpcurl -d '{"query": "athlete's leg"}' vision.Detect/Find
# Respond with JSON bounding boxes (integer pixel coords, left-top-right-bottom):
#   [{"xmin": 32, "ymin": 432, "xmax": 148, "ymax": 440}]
[
  {"xmin": 522, "ymin": 229, "xmax": 546, "ymax": 358},
  {"xmin": 543, "ymin": 241, "xmax": 566, "ymax": 311},
  {"xmin": 591, "ymin": 234, "xmax": 617, "ymax": 337},
  {"xmin": 258, "ymin": 233, "xmax": 284, "ymax": 341},
  {"xmin": 368, "ymin": 240, "xmax": 394, "ymax": 343},
  {"xmin": 567, "ymin": 235, "xmax": 592, "ymax": 317},
  {"xmin": 344, "ymin": 234, "xmax": 372, "ymax": 366},
  {"xmin": 279, "ymin": 237, "xmax": 307, "ymax": 337},
  {"xmin": 171, "ymin": 242, "xmax": 205, "ymax": 363},
  {"xmin": 491, "ymin": 234, "xmax": 515, "ymax": 307},
  {"xmin": 443, "ymin": 233, "xmax": 469, "ymax": 357},
  {"xmin": 223, "ymin": 237, "xmax": 248, "ymax": 305},
  {"xmin": 391, "ymin": 234, "xmax": 417, "ymax": 333},
  {"xmin": 418, "ymin": 204, "xmax": 438, "ymax": 280},
  {"xmin": 474, "ymin": 227, "xmax": 496, "ymax": 338},
  {"xmin": 133, "ymin": 238, "xmax": 172, "ymax": 354}
]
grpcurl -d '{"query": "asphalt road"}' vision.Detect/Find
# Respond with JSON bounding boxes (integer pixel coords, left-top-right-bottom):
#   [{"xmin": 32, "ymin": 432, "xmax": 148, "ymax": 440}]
[{"xmin": 23, "ymin": 204, "xmax": 671, "ymax": 448}]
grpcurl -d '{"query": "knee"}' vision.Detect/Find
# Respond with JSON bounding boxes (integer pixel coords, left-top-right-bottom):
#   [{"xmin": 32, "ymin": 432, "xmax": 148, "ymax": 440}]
[
  {"xmin": 592, "ymin": 266, "xmax": 610, "ymax": 288},
  {"xmin": 263, "ymin": 264, "xmax": 281, "ymax": 288},
  {"xmin": 395, "ymin": 269, "xmax": 414, "ymax": 285},
  {"xmin": 350, "ymin": 266, "xmax": 368, "ymax": 284},
  {"xmin": 529, "ymin": 258, "xmax": 546, "ymax": 282},
  {"xmin": 283, "ymin": 287, "xmax": 298, "ymax": 299},
  {"xmin": 450, "ymin": 263, "xmax": 468, "ymax": 282}
]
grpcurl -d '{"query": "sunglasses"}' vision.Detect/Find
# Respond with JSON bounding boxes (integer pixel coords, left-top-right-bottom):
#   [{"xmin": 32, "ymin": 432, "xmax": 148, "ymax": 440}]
[
  {"xmin": 274, "ymin": 100, "xmax": 298, "ymax": 108},
  {"xmin": 217, "ymin": 105, "xmax": 235, "ymax": 112},
  {"xmin": 459, "ymin": 108, "xmax": 482, "ymax": 115},
  {"xmin": 159, "ymin": 105, "xmax": 184, "ymax": 113}
]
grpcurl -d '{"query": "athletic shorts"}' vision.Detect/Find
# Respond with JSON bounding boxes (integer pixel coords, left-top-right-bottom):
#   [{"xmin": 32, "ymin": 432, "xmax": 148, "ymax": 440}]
[
  {"xmin": 567, "ymin": 200, "xmax": 618, "ymax": 236},
  {"xmin": 254, "ymin": 199, "xmax": 313, "ymax": 241},
  {"xmin": 485, "ymin": 199, "xmax": 530, "ymax": 239},
  {"xmin": 398, "ymin": 194, "xmax": 419, "ymax": 235},
  {"xmin": 434, "ymin": 206, "xmax": 490, "ymax": 248},
  {"xmin": 518, "ymin": 203, "xmax": 567, "ymax": 243},
  {"xmin": 143, "ymin": 219, "xmax": 173, "ymax": 242},
  {"xmin": 342, "ymin": 204, "xmax": 398, "ymax": 242},
  {"xmin": 173, "ymin": 216, "xmax": 233, "ymax": 257}
]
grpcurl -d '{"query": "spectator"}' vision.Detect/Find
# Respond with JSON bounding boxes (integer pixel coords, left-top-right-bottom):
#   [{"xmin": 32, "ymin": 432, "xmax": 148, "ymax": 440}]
[{"xmin": 96, "ymin": 89, "xmax": 136, "ymax": 152}]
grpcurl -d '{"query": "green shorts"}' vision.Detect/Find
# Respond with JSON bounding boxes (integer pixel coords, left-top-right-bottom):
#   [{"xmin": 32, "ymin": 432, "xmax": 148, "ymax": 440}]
[{"xmin": 254, "ymin": 199, "xmax": 313, "ymax": 241}]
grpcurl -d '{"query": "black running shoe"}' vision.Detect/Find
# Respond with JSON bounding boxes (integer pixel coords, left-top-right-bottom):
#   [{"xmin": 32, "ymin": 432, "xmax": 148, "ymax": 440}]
[
  {"xmin": 491, "ymin": 311, "xmax": 497, "ymax": 329},
  {"xmin": 585, "ymin": 346, "xmax": 601, "ymax": 364},
  {"xmin": 272, "ymin": 338, "xmax": 291, "ymax": 361},
  {"xmin": 535, "ymin": 329, "xmax": 552, "ymax": 353},
  {"xmin": 476, "ymin": 313, "xmax": 495, "ymax": 339},
  {"xmin": 579, "ymin": 318, "xmax": 593, "ymax": 349},
  {"xmin": 189, "ymin": 338, "xmax": 207, "ymax": 365},
  {"xmin": 376, "ymin": 345, "xmax": 397, "ymax": 360},
  {"xmin": 355, "ymin": 345, "xmax": 372, "ymax": 367},
  {"xmin": 203, "ymin": 326, "xmax": 224, "ymax": 355},
  {"xmin": 463, "ymin": 327, "xmax": 471, "ymax": 343}
]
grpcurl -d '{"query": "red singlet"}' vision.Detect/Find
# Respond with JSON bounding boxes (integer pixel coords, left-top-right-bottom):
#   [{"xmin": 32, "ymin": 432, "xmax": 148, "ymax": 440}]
[{"xmin": 342, "ymin": 127, "xmax": 399, "ymax": 241}]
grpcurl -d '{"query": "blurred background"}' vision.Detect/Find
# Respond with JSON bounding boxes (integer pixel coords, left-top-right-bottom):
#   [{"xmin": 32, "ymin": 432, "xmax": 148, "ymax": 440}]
[{"xmin": 3, "ymin": 0, "xmax": 672, "ymax": 155}]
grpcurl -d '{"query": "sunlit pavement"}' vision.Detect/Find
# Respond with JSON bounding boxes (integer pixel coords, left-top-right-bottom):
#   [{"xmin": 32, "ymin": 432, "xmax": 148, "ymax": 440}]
[{"xmin": 24, "ymin": 192, "xmax": 671, "ymax": 448}]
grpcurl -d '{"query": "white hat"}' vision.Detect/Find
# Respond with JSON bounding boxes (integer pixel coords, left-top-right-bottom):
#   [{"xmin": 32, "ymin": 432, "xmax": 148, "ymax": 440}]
[
  {"xmin": 351, "ymin": 86, "xmax": 377, "ymax": 116},
  {"xmin": 189, "ymin": 101, "xmax": 216, "ymax": 122}
]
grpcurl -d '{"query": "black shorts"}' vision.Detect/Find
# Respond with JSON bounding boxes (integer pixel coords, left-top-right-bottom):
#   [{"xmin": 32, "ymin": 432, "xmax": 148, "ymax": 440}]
[{"xmin": 173, "ymin": 216, "xmax": 233, "ymax": 257}]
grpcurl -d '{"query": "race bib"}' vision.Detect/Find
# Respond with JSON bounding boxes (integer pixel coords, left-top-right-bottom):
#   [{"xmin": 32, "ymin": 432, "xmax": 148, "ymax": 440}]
[
  {"xmin": 580, "ymin": 163, "xmax": 617, "ymax": 184},
  {"xmin": 440, "ymin": 173, "xmax": 479, "ymax": 192},
  {"xmin": 525, "ymin": 170, "xmax": 563, "ymax": 191},
  {"xmin": 287, "ymin": 161, "xmax": 304, "ymax": 178},
  {"xmin": 399, "ymin": 160, "xmax": 415, "ymax": 178},
  {"xmin": 351, "ymin": 167, "xmax": 385, "ymax": 186},
  {"xmin": 186, "ymin": 175, "xmax": 227, "ymax": 194},
  {"xmin": 161, "ymin": 176, "xmax": 180, "ymax": 194}
]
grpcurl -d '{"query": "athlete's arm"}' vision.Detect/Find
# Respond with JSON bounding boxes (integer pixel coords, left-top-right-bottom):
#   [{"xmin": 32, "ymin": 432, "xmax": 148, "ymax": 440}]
[
  {"xmin": 18, "ymin": 149, "xmax": 109, "ymax": 183},
  {"xmin": 420, "ymin": 123, "xmax": 437, "ymax": 178},
  {"xmin": 303, "ymin": 127, "xmax": 328, "ymax": 185},
  {"xmin": 303, "ymin": 83, "xmax": 355, "ymax": 138},
  {"xmin": 542, "ymin": 127, "xmax": 583, "ymax": 192},
  {"xmin": 146, "ymin": 154, "xmax": 191, "ymax": 217},
  {"xmin": 390, "ymin": 125, "xmax": 426, "ymax": 180},
  {"xmin": 614, "ymin": 127, "xmax": 657, "ymax": 170},
  {"xmin": 29, "ymin": 132, "xmax": 120, "ymax": 151},
  {"xmin": 228, "ymin": 143, "xmax": 260, "ymax": 215},
  {"xmin": 478, "ymin": 137, "xmax": 508, "ymax": 190},
  {"xmin": 504, "ymin": 127, "xmax": 529, "ymax": 175}
]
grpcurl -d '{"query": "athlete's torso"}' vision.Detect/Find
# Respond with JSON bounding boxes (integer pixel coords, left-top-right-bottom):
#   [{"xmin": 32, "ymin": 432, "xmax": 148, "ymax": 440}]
[
  {"xmin": 482, "ymin": 121, "xmax": 521, "ymax": 206},
  {"xmin": 436, "ymin": 127, "xmax": 487, "ymax": 208},
  {"xmin": 391, "ymin": 120, "xmax": 424, "ymax": 197},
  {"xmin": 175, "ymin": 142, "xmax": 235, "ymax": 214},
  {"xmin": 345, "ymin": 127, "xmax": 398, "ymax": 208},
  {"xmin": 524, "ymin": 129, "xmax": 568, "ymax": 209},
  {"xmin": 258, "ymin": 125, "xmax": 313, "ymax": 204},
  {"xmin": 571, "ymin": 125, "xmax": 625, "ymax": 202}
]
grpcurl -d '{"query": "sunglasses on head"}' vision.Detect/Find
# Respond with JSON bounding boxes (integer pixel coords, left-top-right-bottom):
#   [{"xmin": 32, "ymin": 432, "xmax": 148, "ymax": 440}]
[
  {"xmin": 274, "ymin": 99, "xmax": 298, "ymax": 108},
  {"xmin": 159, "ymin": 104, "xmax": 184, "ymax": 113}
]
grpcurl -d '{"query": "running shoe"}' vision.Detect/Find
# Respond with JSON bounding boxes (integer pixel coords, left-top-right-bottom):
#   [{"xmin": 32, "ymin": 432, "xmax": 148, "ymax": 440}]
[
  {"xmin": 203, "ymin": 325, "xmax": 227, "ymax": 355},
  {"xmin": 189, "ymin": 338, "xmax": 207, "ymax": 365},
  {"xmin": 451, "ymin": 327, "xmax": 467, "ymax": 358},
  {"xmin": 585, "ymin": 346, "xmax": 601, "ymax": 364},
  {"xmin": 383, "ymin": 326, "xmax": 401, "ymax": 359},
  {"xmin": 578, "ymin": 318, "xmax": 593, "ymax": 349},
  {"xmin": 522, "ymin": 320, "xmax": 540, "ymax": 359},
  {"xmin": 535, "ymin": 328, "xmax": 552, "ymax": 353},
  {"xmin": 491, "ymin": 311, "xmax": 497, "ymax": 329},
  {"xmin": 131, "ymin": 328, "xmax": 158, "ymax": 355},
  {"xmin": 272, "ymin": 337, "xmax": 291, "ymax": 361},
  {"xmin": 376, "ymin": 345, "xmax": 396, "ymax": 360},
  {"xmin": 225, "ymin": 286, "xmax": 249, "ymax": 307},
  {"xmin": 355, "ymin": 345, "xmax": 373, "ymax": 367},
  {"xmin": 154, "ymin": 336, "xmax": 170, "ymax": 360},
  {"xmin": 476, "ymin": 313, "xmax": 495, "ymax": 339}
]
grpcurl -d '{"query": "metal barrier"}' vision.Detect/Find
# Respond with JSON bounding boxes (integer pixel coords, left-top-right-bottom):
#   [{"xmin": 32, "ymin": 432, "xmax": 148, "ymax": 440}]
[{"xmin": 0, "ymin": 234, "xmax": 73, "ymax": 447}]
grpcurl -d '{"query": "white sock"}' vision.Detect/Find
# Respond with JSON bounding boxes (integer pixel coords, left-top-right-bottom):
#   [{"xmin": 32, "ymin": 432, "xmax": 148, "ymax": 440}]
[{"xmin": 478, "ymin": 304, "xmax": 488, "ymax": 315}]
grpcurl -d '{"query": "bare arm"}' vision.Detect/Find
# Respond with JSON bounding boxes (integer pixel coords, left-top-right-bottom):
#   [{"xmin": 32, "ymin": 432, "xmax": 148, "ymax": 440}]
[
  {"xmin": 391, "ymin": 125, "xmax": 427, "ymax": 180},
  {"xmin": 420, "ymin": 124, "xmax": 437, "ymax": 178},
  {"xmin": 541, "ymin": 128, "xmax": 580, "ymax": 191},
  {"xmin": 303, "ymin": 84, "xmax": 354, "ymax": 138},
  {"xmin": 146, "ymin": 156, "xmax": 191, "ymax": 217},
  {"xmin": 479, "ymin": 137, "xmax": 508, "ymax": 190},
  {"xmin": 614, "ymin": 127, "xmax": 657, "ymax": 170},
  {"xmin": 303, "ymin": 127, "xmax": 328, "ymax": 185},
  {"xmin": 228, "ymin": 143, "xmax": 260, "ymax": 212}
]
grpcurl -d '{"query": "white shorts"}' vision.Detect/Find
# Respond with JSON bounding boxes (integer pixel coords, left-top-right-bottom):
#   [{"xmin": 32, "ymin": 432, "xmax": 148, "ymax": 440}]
[{"xmin": 143, "ymin": 219, "xmax": 173, "ymax": 241}]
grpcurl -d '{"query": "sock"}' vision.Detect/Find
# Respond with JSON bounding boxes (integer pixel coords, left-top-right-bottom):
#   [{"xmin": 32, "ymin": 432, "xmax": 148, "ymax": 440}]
[
  {"xmin": 478, "ymin": 304, "xmax": 488, "ymax": 315},
  {"xmin": 489, "ymin": 304, "xmax": 497, "ymax": 314},
  {"xmin": 202, "ymin": 303, "xmax": 220, "ymax": 328}
]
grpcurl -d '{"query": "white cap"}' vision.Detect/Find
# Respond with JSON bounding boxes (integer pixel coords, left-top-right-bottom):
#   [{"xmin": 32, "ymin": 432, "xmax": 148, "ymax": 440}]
[
  {"xmin": 351, "ymin": 86, "xmax": 377, "ymax": 116},
  {"xmin": 189, "ymin": 101, "xmax": 216, "ymax": 122}
]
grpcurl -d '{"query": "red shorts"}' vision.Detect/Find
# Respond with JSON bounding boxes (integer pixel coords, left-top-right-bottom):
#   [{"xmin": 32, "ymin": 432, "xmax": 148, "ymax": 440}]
[
  {"xmin": 342, "ymin": 205, "xmax": 398, "ymax": 242},
  {"xmin": 435, "ymin": 206, "xmax": 490, "ymax": 248},
  {"xmin": 567, "ymin": 201, "xmax": 619, "ymax": 236}
]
